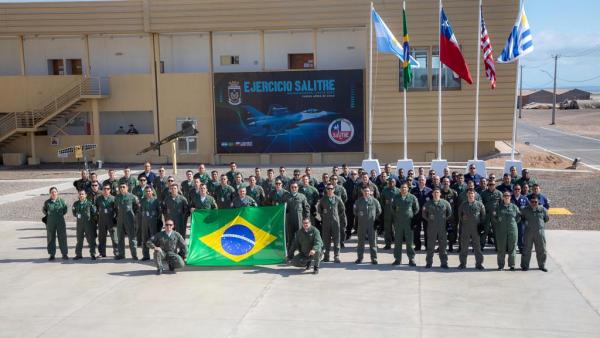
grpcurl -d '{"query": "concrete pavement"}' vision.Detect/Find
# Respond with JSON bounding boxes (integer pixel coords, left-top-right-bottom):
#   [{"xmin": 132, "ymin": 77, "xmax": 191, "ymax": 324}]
[
  {"xmin": 0, "ymin": 221, "xmax": 599, "ymax": 338},
  {"xmin": 518, "ymin": 120, "xmax": 600, "ymax": 170}
]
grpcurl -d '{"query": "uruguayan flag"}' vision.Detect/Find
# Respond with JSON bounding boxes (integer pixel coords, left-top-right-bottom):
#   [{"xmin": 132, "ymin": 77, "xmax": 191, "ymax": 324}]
[
  {"xmin": 372, "ymin": 8, "xmax": 419, "ymax": 66},
  {"xmin": 497, "ymin": 4, "xmax": 534, "ymax": 63}
]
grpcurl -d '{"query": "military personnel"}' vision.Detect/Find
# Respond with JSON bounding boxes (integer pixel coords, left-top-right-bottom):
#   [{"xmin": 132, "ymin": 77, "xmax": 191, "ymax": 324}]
[
  {"xmin": 119, "ymin": 167, "xmax": 138, "ymax": 193},
  {"xmin": 232, "ymin": 173, "xmax": 248, "ymax": 196},
  {"xmin": 381, "ymin": 178, "xmax": 400, "ymax": 250},
  {"xmin": 516, "ymin": 168, "xmax": 537, "ymax": 190},
  {"xmin": 494, "ymin": 192, "xmax": 521, "ymax": 270},
  {"xmin": 138, "ymin": 161, "xmax": 156, "ymax": 186},
  {"xmin": 226, "ymin": 162, "xmax": 242, "ymax": 186},
  {"xmin": 289, "ymin": 169, "xmax": 303, "ymax": 188},
  {"xmin": 440, "ymin": 178, "xmax": 458, "ymax": 252},
  {"xmin": 231, "ymin": 187, "xmax": 257, "ymax": 208},
  {"xmin": 480, "ymin": 180, "xmax": 502, "ymax": 250},
  {"xmin": 496, "ymin": 173, "xmax": 513, "ymax": 194},
  {"xmin": 261, "ymin": 169, "xmax": 277, "ymax": 197},
  {"xmin": 340, "ymin": 164, "xmax": 350, "ymax": 180},
  {"xmin": 159, "ymin": 176, "xmax": 177, "ymax": 202},
  {"xmin": 464, "ymin": 164, "xmax": 483, "ymax": 186},
  {"xmin": 379, "ymin": 163, "xmax": 397, "ymax": 184},
  {"xmin": 287, "ymin": 218, "xmax": 323, "ymax": 274},
  {"xmin": 87, "ymin": 181, "xmax": 101, "ymax": 202},
  {"xmin": 343, "ymin": 170, "xmax": 358, "ymax": 240},
  {"xmin": 354, "ymin": 186, "xmax": 382, "ymax": 264},
  {"xmin": 132, "ymin": 176, "xmax": 154, "ymax": 200},
  {"xmin": 317, "ymin": 183, "xmax": 346, "ymax": 263},
  {"xmin": 422, "ymin": 188, "xmax": 452, "ymax": 269},
  {"xmin": 73, "ymin": 169, "xmax": 92, "ymax": 194},
  {"xmin": 115, "ymin": 183, "xmax": 140, "ymax": 260},
  {"xmin": 458, "ymin": 190, "xmax": 486, "ymax": 270},
  {"xmin": 369, "ymin": 169, "xmax": 378, "ymax": 184},
  {"xmin": 285, "ymin": 182, "xmax": 310, "ymax": 251},
  {"xmin": 193, "ymin": 163, "xmax": 210, "ymax": 184},
  {"xmin": 42, "ymin": 187, "xmax": 69, "ymax": 260},
  {"xmin": 509, "ymin": 166, "xmax": 520, "ymax": 185},
  {"xmin": 430, "ymin": 175, "xmax": 441, "ymax": 190},
  {"xmin": 253, "ymin": 167, "xmax": 266, "ymax": 187},
  {"xmin": 396, "ymin": 168, "xmax": 407, "ymax": 186},
  {"xmin": 331, "ymin": 166, "xmax": 346, "ymax": 185},
  {"xmin": 96, "ymin": 183, "xmax": 118, "ymax": 258},
  {"xmin": 276, "ymin": 166, "xmax": 291, "ymax": 189},
  {"xmin": 299, "ymin": 175, "xmax": 320, "ymax": 229},
  {"xmin": 152, "ymin": 167, "xmax": 168, "ymax": 200},
  {"xmin": 511, "ymin": 184, "xmax": 529, "ymax": 253},
  {"xmin": 391, "ymin": 183, "xmax": 419, "ymax": 266},
  {"xmin": 162, "ymin": 184, "xmax": 189, "ymax": 238},
  {"xmin": 304, "ymin": 167, "xmax": 319, "ymax": 187},
  {"xmin": 329, "ymin": 175, "xmax": 347, "ymax": 202},
  {"xmin": 375, "ymin": 171, "xmax": 388, "ymax": 194},
  {"xmin": 476, "ymin": 177, "xmax": 487, "ymax": 194},
  {"xmin": 353, "ymin": 173, "xmax": 380, "ymax": 200},
  {"xmin": 189, "ymin": 183, "xmax": 218, "ymax": 211},
  {"xmin": 207, "ymin": 170, "xmax": 220, "ymax": 196},
  {"xmin": 140, "ymin": 186, "xmax": 161, "ymax": 261},
  {"xmin": 89, "ymin": 172, "xmax": 98, "ymax": 184},
  {"xmin": 267, "ymin": 180, "xmax": 290, "ymax": 206},
  {"xmin": 528, "ymin": 184, "xmax": 550, "ymax": 210},
  {"xmin": 411, "ymin": 176, "xmax": 432, "ymax": 251},
  {"xmin": 102, "ymin": 169, "xmax": 119, "ymax": 196},
  {"xmin": 246, "ymin": 175, "xmax": 266, "ymax": 206},
  {"xmin": 520, "ymin": 196, "xmax": 549, "ymax": 272},
  {"xmin": 72, "ymin": 189, "xmax": 97, "ymax": 260},
  {"xmin": 214, "ymin": 175, "xmax": 235, "ymax": 209},
  {"xmin": 147, "ymin": 220, "xmax": 187, "ymax": 275},
  {"xmin": 180, "ymin": 170, "xmax": 195, "ymax": 198},
  {"xmin": 317, "ymin": 173, "xmax": 330, "ymax": 197}
]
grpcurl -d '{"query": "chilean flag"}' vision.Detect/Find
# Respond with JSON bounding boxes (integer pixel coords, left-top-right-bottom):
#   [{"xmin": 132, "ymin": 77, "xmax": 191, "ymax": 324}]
[{"xmin": 440, "ymin": 8, "xmax": 473, "ymax": 84}]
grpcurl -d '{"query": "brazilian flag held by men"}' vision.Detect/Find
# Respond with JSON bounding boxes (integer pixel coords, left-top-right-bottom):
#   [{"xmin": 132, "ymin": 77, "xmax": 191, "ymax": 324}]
[{"xmin": 187, "ymin": 205, "xmax": 286, "ymax": 266}]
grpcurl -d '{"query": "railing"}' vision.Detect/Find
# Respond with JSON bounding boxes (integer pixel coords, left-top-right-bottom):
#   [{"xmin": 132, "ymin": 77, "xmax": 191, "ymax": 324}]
[{"xmin": 0, "ymin": 113, "xmax": 17, "ymax": 138}]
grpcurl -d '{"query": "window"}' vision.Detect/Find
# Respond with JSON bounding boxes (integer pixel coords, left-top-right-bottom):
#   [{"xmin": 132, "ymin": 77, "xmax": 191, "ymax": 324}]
[
  {"xmin": 99, "ymin": 111, "xmax": 154, "ymax": 135},
  {"xmin": 432, "ymin": 48, "xmax": 461, "ymax": 90},
  {"xmin": 288, "ymin": 53, "xmax": 314, "ymax": 69},
  {"xmin": 176, "ymin": 118, "xmax": 197, "ymax": 154},
  {"xmin": 220, "ymin": 55, "xmax": 240, "ymax": 65},
  {"xmin": 399, "ymin": 49, "xmax": 428, "ymax": 91},
  {"xmin": 66, "ymin": 59, "xmax": 82, "ymax": 75},
  {"xmin": 48, "ymin": 59, "xmax": 64, "ymax": 75}
]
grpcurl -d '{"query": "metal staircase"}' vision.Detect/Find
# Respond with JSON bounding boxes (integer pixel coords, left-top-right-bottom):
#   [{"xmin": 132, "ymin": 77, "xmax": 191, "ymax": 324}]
[{"xmin": 0, "ymin": 77, "xmax": 107, "ymax": 149}]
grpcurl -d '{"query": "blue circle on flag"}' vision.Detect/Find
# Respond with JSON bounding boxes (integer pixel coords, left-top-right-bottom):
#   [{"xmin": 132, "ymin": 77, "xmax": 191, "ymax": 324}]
[{"xmin": 221, "ymin": 224, "xmax": 256, "ymax": 256}]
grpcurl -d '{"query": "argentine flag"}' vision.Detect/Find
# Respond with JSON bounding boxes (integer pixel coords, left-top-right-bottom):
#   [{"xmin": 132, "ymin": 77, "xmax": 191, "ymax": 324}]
[
  {"xmin": 372, "ymin": 8, "xmax": 419, "ymax": 67},
  {"xmin": 497, "ymin": 4, "xmax": 534, "ymax": 63}
]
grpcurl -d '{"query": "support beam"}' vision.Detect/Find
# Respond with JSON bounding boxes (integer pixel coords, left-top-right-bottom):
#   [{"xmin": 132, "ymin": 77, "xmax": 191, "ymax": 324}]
[
  {"xmin": 18, "ymin": 35, "xmax": 26, "ymax": 76},
  {"xmin": 91, "ymin": 99, "xmax": 102, "ymax": 162},
  {"xmin": 27, "ymin": 131, "xmax": 40, "ymax": 165},
  {"xmin": 84, "ymin": 34, "xmax": 91, "ymax": 76}
]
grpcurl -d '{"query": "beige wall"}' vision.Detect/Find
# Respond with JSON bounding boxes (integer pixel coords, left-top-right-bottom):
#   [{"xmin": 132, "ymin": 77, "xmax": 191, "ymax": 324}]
[{"xmin": 0, "ymin": 75, "xmax": 82, "ymax": 112}]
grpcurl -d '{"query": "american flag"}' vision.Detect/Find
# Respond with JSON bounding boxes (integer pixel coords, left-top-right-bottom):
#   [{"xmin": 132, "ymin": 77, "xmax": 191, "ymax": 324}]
[{"xmin": 480, "ymin": 6, "xmax": 496, "ymax": 89}]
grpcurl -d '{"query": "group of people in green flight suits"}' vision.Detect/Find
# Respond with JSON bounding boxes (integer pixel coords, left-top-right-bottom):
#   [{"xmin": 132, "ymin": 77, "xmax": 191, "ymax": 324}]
[{"xmin": 43, "ymin": 162, "xmax": 550, "ymax": 275}]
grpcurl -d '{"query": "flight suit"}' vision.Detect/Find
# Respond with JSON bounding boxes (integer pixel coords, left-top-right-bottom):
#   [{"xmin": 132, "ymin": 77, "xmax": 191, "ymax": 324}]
[
  {"xmin": 520, "ymin": 205, "xmax": 549, "ymax": 270},
  {"xmin": 162, "ymin": 194, "xmax": 189, "ymax": 238},
  {"xmin": 140, "ymin": 196, "xmax": 161, "ymax": 260},
  {"xmin": 391, "ymin": 193, "xmax": 419, "ymax": 263},
  {"xmin": 261, "ymin": 179, "xmax": 276, "ymax": 198},
  {"xmin": 214, "ymin": 184, "xmax": 235, "ymax": 209},
  {"xmin": 193, "ymin": 172, "xmax": 210, "ymax": 184},
  {"xmin": 73, "ymin": 178, "xmax": 91, "ymax": 194},
  {"xmin": 493, "ymin": 202, "xmax": 520, "ymax": 269},
  {"xmin": 441, "ymin": 188, "xmax": 459, "ymax": 251},
  {"xmin": 299, "ymin": 184, "xmax": 320, "ymax": 230},
  {"xmin": 381, "ymin": 186, "xmax": 400, "ymax": 247},
  {"xmin": 410, "ymin": 186, "xmax": 432, "ymax": 250},
  {"xmin": 115, "ymin": 192, "xmax": 140, "ymax": 259},
  {"xmin": 152, "ymin": 176, "xmax": 169, "ymax": 201},
  {"xmin": 118, "ymin": 176, "xmax": 138, "ymax": 194},
  {"xmin": 317, "ymin": 195, "xmax": 346, "ymax": 260},
  {"xmin": 353, "ymin": 196, "xmax": 382, "ymax": 261},
  {"xmin": 268, "ymin": 189, "xmax": 290, "ymax": 207},
  {"xmin": 189, "ymin": 192, "xmax": 218, "ymax": 210},
  {"xmin": 246, "ymin": 185, "xmax": 266, "ymax": 206},
  {"xmin": 288, "ymin": 226, "xmax": 323, "ymax": 269},
  {"xmin": 131, "ymin": 185, "xmax": 156, "ymax": 246},
  {"xmin": 72, "ymin": 198, "xmax": 97, "ymax": 258},
  {"xmin": 458, "ymin": 200, "xmax": 486, "ymax": 267},
  {"xmin": 95, "ymin": 194, "xmax": 118, "ymax": 257},
  {"xmin": 226, "ymin": 170, "xmax": 243, "ymax": 187},
  {"xmin": 180, "ymin": 179, "xmax": 194, "ymax": 198},
  {"xmin": 146, "ymin": 231, "xmax": 187, "ymax": 272},
  {"xmin": 480, "ymin": 189, "xmax": 502, "ymax": 249},
  {"xmin": 422, "ymin": 199, "xmax": 452, "ymax": 267},
  {"xmin": 231, "ymin": 196, "xmax": 258, "ymax": 208},
  {"xmin": 207, "ymin": 179, "xmax": 220, "ymax": 196},
  {"xmin": 232, "ymin": 182, "xmax": 248, "ymax": 196},
  {"xmin": 42, "ymin": 198, "xmax": 68, "ymax": 257},
  {"xmin": 285, "ymin": 192, "xmax": 310, "ymax": 250},
  {"xmin": 102, "ymin": 178, "xmax": 119, "ymax": 196}
]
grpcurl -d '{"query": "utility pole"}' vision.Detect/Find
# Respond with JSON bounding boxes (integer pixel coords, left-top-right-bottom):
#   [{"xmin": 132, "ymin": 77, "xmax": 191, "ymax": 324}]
[
  {"xmin": 551, "ymin": 54, "xmax": 558, "ymax": 125},
  {"xmin": 518, "ymin": 64, "xmax": 523, "ymax": 118}
]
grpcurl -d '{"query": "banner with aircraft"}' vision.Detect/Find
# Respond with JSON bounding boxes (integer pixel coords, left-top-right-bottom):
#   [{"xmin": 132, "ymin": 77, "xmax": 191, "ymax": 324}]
[{"xmin": 213, "ymin": 69, "xmax": 364, "ymax": 153}]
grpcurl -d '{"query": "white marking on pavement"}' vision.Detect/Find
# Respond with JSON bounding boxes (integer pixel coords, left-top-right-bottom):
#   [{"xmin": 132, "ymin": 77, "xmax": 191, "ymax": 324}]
[{"xmin": 537, "ymin": 126, "xmax": 600, "ymax": 143}]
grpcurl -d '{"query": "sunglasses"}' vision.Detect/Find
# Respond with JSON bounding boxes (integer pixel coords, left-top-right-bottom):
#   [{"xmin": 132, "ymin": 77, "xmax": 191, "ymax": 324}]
[
  {"xmin": 168, "ymin": 180, "xmax": 174, "ymax": 182},
  {"xmin": 326, "ymin": 188, "xmax": 334, "ymax": 190},
  {"xmin": 91, "ymin": 184, "xmax": 98, "ymax": 187},
  {"xmin": 276, "ymin": 183, "xmax": 282, "ymax": 185},
  {"xmin": 531, "ymin": 201, "xmax": 538, "ymax": 204},
  {"xmin": 103, "ymin": 187, "xmax": 111, "ymax": 190},
  {"xmin": 165, "ymin": 223, "xmax": 174, "ymax": 226}
]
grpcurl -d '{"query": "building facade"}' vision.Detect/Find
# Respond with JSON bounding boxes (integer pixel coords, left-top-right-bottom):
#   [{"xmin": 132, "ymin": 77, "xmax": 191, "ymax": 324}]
[{"xmin": 0, "ymin": 0, "xmax": 518, "ymax": 165}]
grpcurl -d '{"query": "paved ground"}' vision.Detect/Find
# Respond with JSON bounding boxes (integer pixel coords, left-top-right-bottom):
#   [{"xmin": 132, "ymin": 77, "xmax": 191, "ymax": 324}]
[
  {"xmin": 518, "ymin": 119, "xmax": 600, "ymax": 170},
  {"xmin": 0, "ymin": 220, "xmax": 599, "ymax": 338}
]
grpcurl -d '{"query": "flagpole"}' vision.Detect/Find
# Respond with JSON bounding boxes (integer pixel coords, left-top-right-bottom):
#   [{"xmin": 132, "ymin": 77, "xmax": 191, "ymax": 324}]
[
  {"xmin": 403, "ymin": 0, "xmax": 408, "ymax": 160},
  {"xmin": 368, "ymin": 2, "xmax": 374, "ymax": 160},
  {"xmin": 474, "ymin": 0, "xmax": 482, "ymax": 160},
  {"xmin": 510, "ymin": 0, "xmax": 523, "ymax": 161},
  {"xmin": 437, "ymin": 0, "xmax": 442, "ymax": 160}
]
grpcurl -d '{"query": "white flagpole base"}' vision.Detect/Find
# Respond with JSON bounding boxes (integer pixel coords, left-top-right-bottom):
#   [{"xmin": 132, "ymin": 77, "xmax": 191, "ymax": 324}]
[
  {"xmin": 503, "ymin": 160, "xmax": 523, "ymax": 175},
  {"xmin": 466, "ymin": 159, "xmax": 487, "ymax": 178},
  {"xmin": 430, "ymin": 159, "xmax": 448, "ymax": 176},
  {"xmin": 361, "ymin": 159, "xmax": 381, "ymax": 176},
  {"xmin": 396, "ymin": 159, "xmax": 414, "ymax": 176}
]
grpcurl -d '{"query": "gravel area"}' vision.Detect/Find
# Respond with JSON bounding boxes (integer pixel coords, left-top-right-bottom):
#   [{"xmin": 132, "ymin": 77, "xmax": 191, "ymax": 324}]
[{"xmin": 0, "ymin": 165, "xmax": 596, "ymax": 231}]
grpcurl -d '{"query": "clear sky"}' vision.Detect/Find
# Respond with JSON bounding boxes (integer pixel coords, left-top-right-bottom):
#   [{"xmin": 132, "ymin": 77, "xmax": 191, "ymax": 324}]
[{"xmin": 1, "ymin": 0, "xmax": 599, "ymax": 90}]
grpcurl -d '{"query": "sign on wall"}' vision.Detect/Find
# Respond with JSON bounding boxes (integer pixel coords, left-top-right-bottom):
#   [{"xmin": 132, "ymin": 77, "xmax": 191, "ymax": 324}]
[{"xmin": 214, "ymin": 69, "xmax": 364, "ymax": 153}]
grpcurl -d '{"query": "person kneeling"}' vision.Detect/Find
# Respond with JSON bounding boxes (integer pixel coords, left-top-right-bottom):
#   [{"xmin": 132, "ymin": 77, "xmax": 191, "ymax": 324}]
[
  {"xmin": 287, "ymin": 218, "xmax": 323, "ymax": 274},
  {"xmin": 146, "ymin": 220, "xmax": 187, "ymax": 275}
]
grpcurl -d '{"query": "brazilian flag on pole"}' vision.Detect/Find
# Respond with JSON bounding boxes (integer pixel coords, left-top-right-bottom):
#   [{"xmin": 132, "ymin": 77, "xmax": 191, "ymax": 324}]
[
  {"xmin": 186, "ymin": 205, "xmax": 286, "ymax": 266},
  {"xmin": 402, "ymin": 4, "xmax": 412, "ymax": 89}
]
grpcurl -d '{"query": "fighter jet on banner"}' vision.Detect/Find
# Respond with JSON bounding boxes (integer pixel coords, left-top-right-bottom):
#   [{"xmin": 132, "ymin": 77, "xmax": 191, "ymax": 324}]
[{"xmin": 241, "ymin": 105, "xmax": 336, "ymax": 136}]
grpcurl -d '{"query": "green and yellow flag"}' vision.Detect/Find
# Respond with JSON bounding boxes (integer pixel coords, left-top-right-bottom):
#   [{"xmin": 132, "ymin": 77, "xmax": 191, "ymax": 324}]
[
  {"xmin": 402, "ymin": 5, "xmax": 412, "ymax": 89},
  {"xmin": 186, "ymin": 205, "xmax": 286, "ymax": 266}
]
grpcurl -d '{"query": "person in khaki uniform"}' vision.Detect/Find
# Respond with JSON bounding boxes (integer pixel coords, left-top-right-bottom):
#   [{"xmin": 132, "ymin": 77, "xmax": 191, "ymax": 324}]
[
  {"xmin": 72, "ymin": 190, "xmax": 97, "ymax": 260},
  {"xmin": 493, "ymin": 192, "xmax": 521, "ymax": 270},
  {"xmin": 317, "ymin": 184, "xmax": 346, "ymax": 263},
  {"xmin": 520, "ymin": 196, "xmax": 550, "ymax": 272},
  {"xmin": 146, "ymin": 220, "xmax": 187, "ymax": 275},
  {"xmin": 391, "ymin": 183, "xmax": 419, "ymax": 266},
  {"xmin": 458, "ymin": 190, "xmax": 486, "ymax": 270},
  {"xmin": 42, "ymin": 187, "xmax": 69, "ymax": 260},
  {"xmin": 287, "ymin": 218, "xmax": 323, "ymax": 275},
  {"xmin": 353, "ymin": 186, "xmax": 382, "ymax": 264},
  {"xmin": 422, "ymin": 188, "xmax": 452, "ymax": 269}
]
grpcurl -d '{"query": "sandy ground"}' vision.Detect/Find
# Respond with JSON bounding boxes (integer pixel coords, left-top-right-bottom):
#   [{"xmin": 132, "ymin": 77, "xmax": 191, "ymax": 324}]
[
  {"xmin": 485, "ymin": 143, "xmax": 575, "ymax": 169},
  {"xmin": 520, "ymin": 109, "xmax": 600, "ymax": 139}
]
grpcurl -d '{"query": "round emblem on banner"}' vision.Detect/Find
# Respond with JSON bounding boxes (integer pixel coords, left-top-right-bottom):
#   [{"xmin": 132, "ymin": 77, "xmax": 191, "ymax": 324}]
[{"xmin": 328, "ymin": 118, "xmax": 355, "ymax": 145}]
